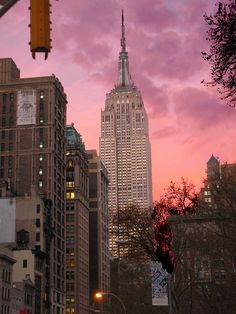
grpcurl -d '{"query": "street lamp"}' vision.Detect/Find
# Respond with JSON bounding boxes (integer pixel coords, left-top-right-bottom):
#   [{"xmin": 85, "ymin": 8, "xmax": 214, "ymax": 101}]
[{"xmin": 95, "ymin": 291, "xmax": 126, "ymax": 314}]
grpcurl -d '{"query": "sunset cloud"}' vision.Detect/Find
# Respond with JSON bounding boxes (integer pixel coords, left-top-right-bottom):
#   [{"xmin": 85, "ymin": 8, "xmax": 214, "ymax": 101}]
[{"xmin": 0, "ymin": 0, "xmax": 235, "ymax": 199}]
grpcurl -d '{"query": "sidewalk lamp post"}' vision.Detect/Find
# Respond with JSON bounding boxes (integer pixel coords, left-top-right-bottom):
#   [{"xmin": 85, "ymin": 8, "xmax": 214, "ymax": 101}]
[{"xmin": 95, "ymin": 291, "xmax": 126, "ymax": 314}]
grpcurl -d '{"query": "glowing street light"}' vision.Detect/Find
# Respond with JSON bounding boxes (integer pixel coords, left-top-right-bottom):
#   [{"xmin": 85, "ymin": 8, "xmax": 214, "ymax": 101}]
[
  {"xmin": 95, "ymin": 292, "xmax": 103, "ymax": 299},
  {"xmin": 94, "ymin": 291, "xmax": 126, "ymax": 314}
]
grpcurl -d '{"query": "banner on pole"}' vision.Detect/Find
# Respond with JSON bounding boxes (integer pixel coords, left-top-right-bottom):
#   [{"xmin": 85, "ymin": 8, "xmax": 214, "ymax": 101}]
[{"xmin": 151, "ymin": 262, "xmax": 168, "ymax": 306}]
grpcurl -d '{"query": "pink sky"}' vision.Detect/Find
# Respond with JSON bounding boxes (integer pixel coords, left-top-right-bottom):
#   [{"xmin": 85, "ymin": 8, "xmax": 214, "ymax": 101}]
[{"xmin": 1, "ymin": 0, "xmax": 235, "ymax": 200}]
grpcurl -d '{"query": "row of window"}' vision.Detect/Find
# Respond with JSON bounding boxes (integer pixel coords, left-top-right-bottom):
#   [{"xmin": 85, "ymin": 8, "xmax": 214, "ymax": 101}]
[{"xmin": 1, "ymin": 304, "xmax": 9, "ymax": 314}]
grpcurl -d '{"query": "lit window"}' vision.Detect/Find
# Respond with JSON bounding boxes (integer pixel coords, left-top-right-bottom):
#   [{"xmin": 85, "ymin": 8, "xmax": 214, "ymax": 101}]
[
  {"xmin": 66, "ymin": 181, "xmax": 75, "ymax": 188},
  {"xmin": 66, "ymin": 259, "xmax": 75, "ymax": 268},
  {"xmin": 39, "ymin": 168, "xmax": 43, "ymax": 175},
  {"xmin": 40, "ymin": 91, "xmax": 44, "ymax": 99},
  {"xmin": 67, "ymin": 160, "xmax": 74, "ymax": 168},
  {"xmin": 66, "ymin": 192, "xmax": 75, "ymax": 199},
  {"xmin": 39, "ymin": 155, "xmax": 43, "ymax": 162},
  {"xmin": 39, "ymin": 181, "xmax": 43, "ymax": 188},
  {"xmin": 39, "ymin": 142, "xmax": 43, "ymax": 149},
  {"xmin": 39, "ymin": 118, "xmax": 44, "ymax": 124},
  {"xmin": 66, "ymin": 247, "xmax": 75, "ymax": 256}
]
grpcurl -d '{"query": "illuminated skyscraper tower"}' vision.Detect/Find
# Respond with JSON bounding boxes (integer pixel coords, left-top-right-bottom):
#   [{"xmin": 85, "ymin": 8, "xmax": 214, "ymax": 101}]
[{"xmin": 100, "ymin": 12, "xmax": 152, "ymax": 256}]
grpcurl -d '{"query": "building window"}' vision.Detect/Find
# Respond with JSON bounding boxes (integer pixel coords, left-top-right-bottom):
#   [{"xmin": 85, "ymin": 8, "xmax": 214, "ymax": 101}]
[
  {"xmin": 10, "ymin": 93, "xmax": 14, "ymax": 101},
  {"xmin": 66, "ymin": 225, "xmax": 75, "ymax": 234},
  {"xmin": 66, "ymin": 236, "xmax": 75, "ymax": 245},
  {"xmin": 213, "ymin": 258, "xmax": 224, "ymax": 268},
  {"xmin": 39, "ymin": 155, "xmax": 43, "ymax": 162},
  {"xmin": 39, "ymin": 128, "xmax": 43, "ymax": 138},
  {"xmin": 36, "ymin": 232, "xmax": 40, "ymax": 241},
  {"xmin": 66, "ymin": 192, "xmax": 75, "ymax": 199},
  {"xmin": 36, "ymin": 204, "xmax": 40, "ymax": 213},
  {"xmin": 39, "ymin": 168, "xmax": 43, "ymax": 175},
  {"xmin": 39, "ymin": 142, "xmax": 43, "ymax": 149},
  {"xmin": 40, "ymin": 102, "xmax": 44, "ymax": 112},
  {"xmin": 0, "ymin": 156, "xmax": 4, "ymax": 167},
  {"xmin": 2, "ymin": 104, "xmax": 6, "ymax": 114},
  {"xmin": 36, "ymin": 219, "xmax": 40, "ymax": 227},
  {"xmin": 66, "ymin": 214, "xmax": 74, "ymax": 222},
  {"xmin": 67, "ymin": 160, "xmax": 74, "ymax": 169},
  {"xmin": 23, "ymin": 260, "xmax": 27, "ymax": 268},
  {"xmin": 66, "ymin": 247, "xmax": 75, "ymax": 256},
  {"xmin": 66, "ymin": 259, "xmax": 75, "ymax": 268},
  {"xmin": 66, "ymin": 181, "xmax": 75, "ymax": 188},
  {"xmin": 8, "ymin": 168, "xmax": 12, "ymax": 178},
  {"xmin": 214, "ymin": 271, "xmax": 226, "ymax": 284},
  {"xmin": 40, "ymin": 91, "xmax": 44, "ymax": 99},
  {"xmin": 9, "ymin": 116, "xmax": 14, "ymax": 126},
  {"xmin": 39, "ymin": 181, "xmax": 43, "ymax": 188},
  {"xmin": 66, "ymin": 203, "xmax": 74, "ymax": 211}
]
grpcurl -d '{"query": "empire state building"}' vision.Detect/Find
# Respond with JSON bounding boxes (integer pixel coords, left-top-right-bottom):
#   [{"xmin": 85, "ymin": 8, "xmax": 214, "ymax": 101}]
[{"xmin": 100, "ymin": 11, "xmax": 152, "ymax": 256}]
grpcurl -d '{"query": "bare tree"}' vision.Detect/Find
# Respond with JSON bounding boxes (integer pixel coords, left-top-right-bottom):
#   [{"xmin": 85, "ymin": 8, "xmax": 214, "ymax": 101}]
[
  {"xmin": 169, "ymin": 166, "xmax": 236, "ymax": 314},
  {"xmin": 116, "ymin": 178, "xmax": 198, "ymax": 273},
  {"xmin": 202, "ymin": 0, "xmax": 236, "ymax": 106}
]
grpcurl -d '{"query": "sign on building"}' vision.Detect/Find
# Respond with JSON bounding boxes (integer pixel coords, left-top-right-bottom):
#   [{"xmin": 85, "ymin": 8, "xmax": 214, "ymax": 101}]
[
  {"xmin": 17, "ymin": 90, "xmax": 36, "ymax": 125},
  {"xmin": 0, "ymin": 198, "xmax": 16, "ymax": 243}
]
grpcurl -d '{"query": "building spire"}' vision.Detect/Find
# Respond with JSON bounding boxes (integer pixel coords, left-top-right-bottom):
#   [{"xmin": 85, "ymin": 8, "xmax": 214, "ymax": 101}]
[
  {"xmin": 116, "ymin": 10, "xmax": 133, "ymax": 88},
  {"xmin": 121, "ymin": 9, "xmax": 126, "ymax": 52}
]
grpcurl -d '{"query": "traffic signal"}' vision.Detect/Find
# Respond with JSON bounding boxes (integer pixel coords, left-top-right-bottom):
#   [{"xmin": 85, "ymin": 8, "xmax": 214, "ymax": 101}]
[{"xmin": 29, "ymin": 0, "xmax": 52, "ymax": 60}]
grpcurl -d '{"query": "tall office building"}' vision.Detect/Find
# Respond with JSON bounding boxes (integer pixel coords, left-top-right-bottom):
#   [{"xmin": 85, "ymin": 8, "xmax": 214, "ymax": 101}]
[
  {"xmin": 87, "ymin": 150, "xmax": 109, "ymax": 306},
  {"xmin": 66, "ymin": 124, "xmax": 90, "ymax": 314},
  {"xmin": 100, "ymin": 13, "xmax": 152, "ymax": 256},
  {"xmin": 0, "ymin": 58, "xmax": 67, "ymax": 314}
]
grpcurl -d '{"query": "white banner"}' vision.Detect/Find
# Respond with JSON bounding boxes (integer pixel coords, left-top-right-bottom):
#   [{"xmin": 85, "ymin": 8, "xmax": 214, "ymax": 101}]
[
  {"xmin": 17, "ymin": 90, "xmax": 36, "ymax": 125},
  {"xmin": 151, "ymin": 262, "xmax": 168, "ymax": 306}
]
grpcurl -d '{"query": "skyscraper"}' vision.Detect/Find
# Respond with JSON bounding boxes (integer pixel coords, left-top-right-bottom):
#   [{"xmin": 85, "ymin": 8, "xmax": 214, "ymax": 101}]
[
  {"xmin": 0, "ymin": 58, "xmax": 67, "ymax": 314},
  {"xmin": 87, "ymin": 150, "xmax": 110, "ymax": 307},
  {"xmin": 66, "ymin": 124, "xmax": 90, "ymax": 314},
  {"xmin": 100, "ymin": 12, "xmax": 152, "ymax": 256}
]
